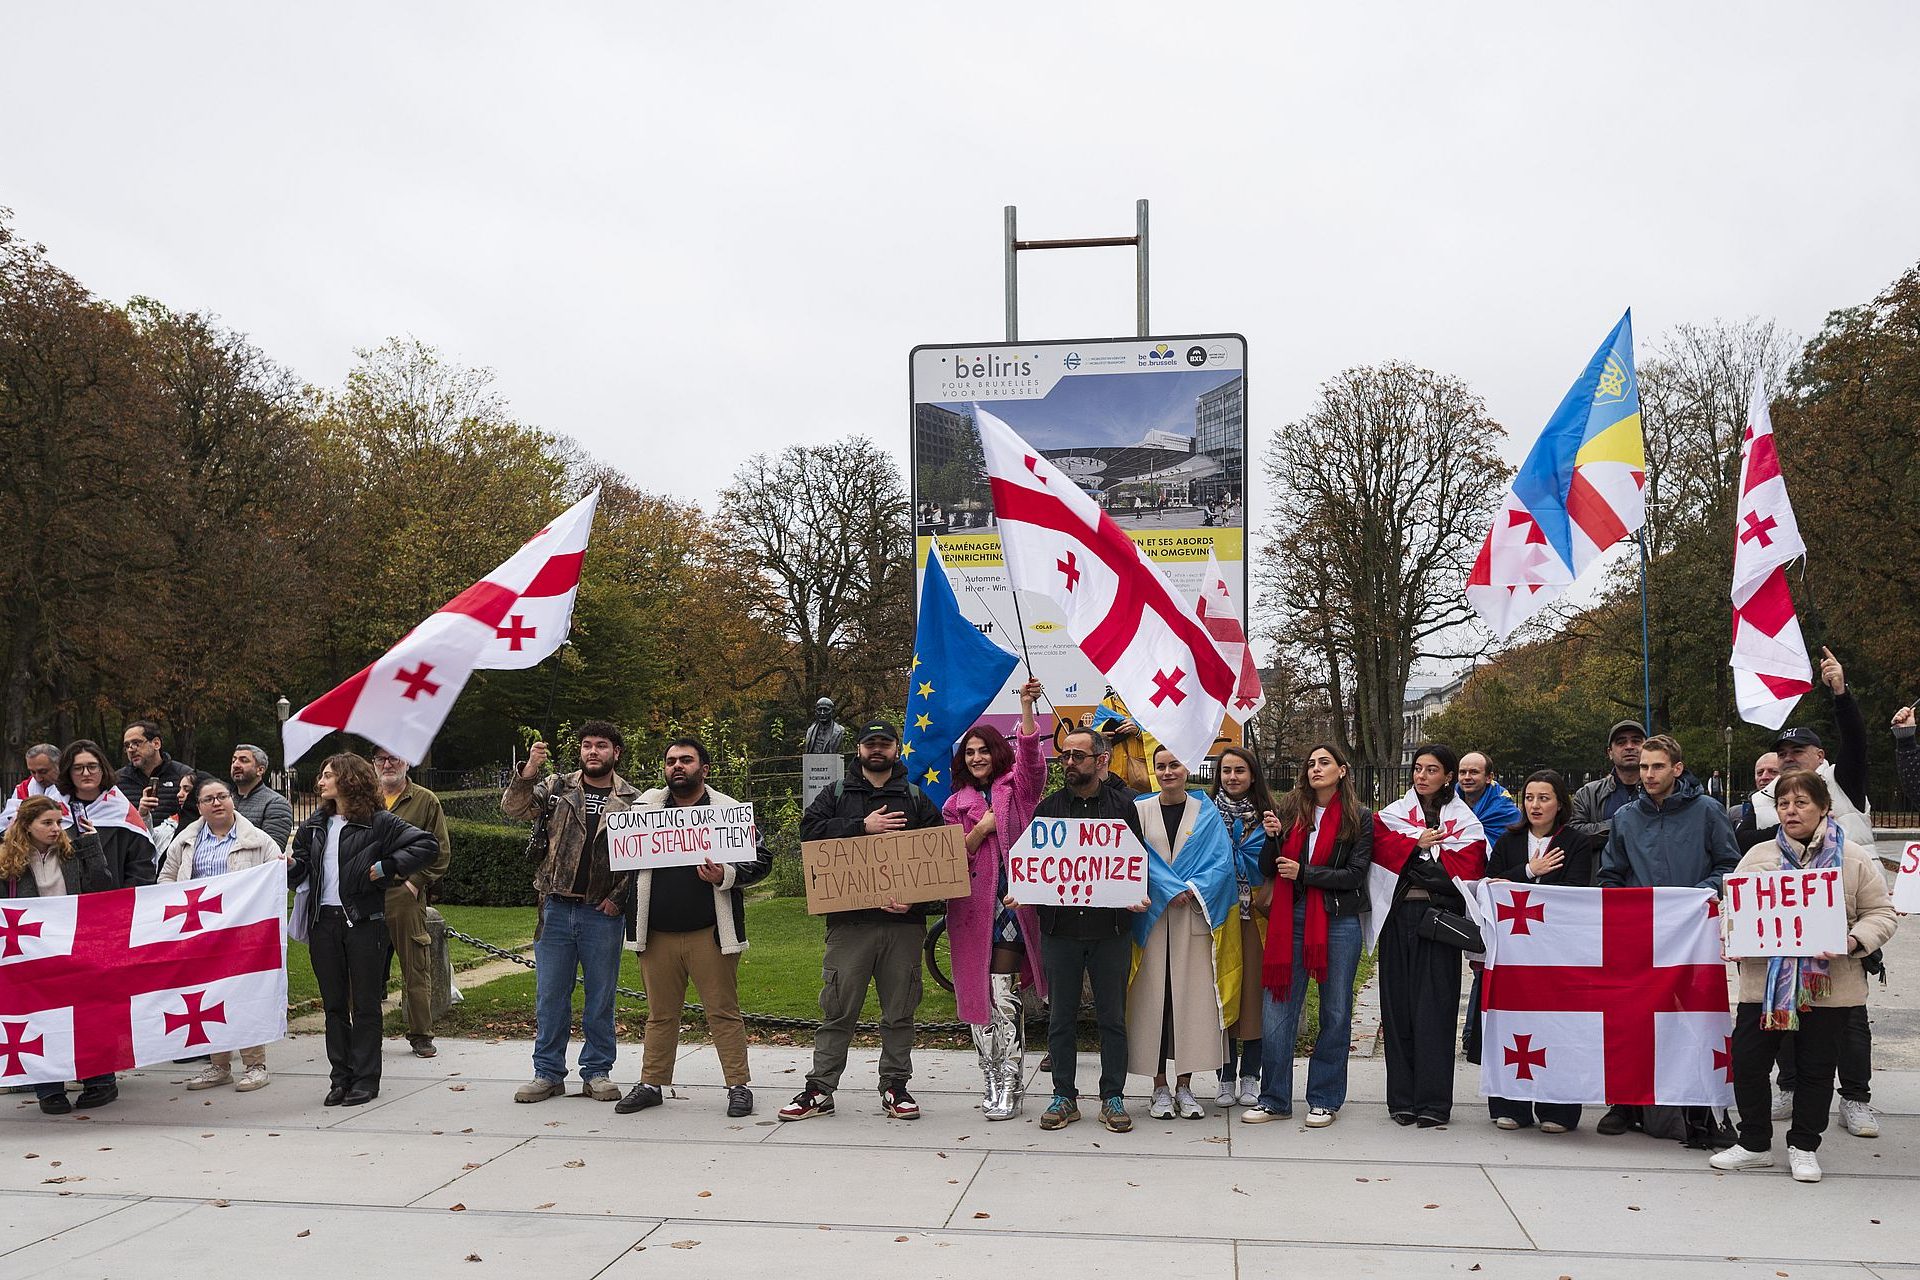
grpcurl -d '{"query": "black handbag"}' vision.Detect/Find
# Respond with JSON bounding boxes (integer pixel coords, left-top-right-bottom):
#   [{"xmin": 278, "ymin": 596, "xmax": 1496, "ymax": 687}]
[
  {"xmin": 1415, "ymin": 904, "xmax": 1484, "ymax": 952},
  {"xmin": 524, "ymin": 793, "xmax": 557, "ymax": 863}
]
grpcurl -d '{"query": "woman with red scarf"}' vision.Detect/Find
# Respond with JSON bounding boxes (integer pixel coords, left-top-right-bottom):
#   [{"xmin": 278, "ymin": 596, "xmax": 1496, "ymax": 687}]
[{"xmin": 1243, "ymin": 743, "xmax": 1373, "ymax": 1126}]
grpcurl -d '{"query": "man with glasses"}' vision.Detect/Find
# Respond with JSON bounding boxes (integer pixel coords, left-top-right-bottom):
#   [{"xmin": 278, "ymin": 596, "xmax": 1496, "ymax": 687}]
[
  {"xmin": 373, "ymin": 749, "xmax": 453, "ymax": 1059},
  {"xmin": 117, "ymin": 721, "xmax": 203, "ymax": 829},
  {"xmin": 230, "ymin": 744, "xmax": 294, "ymax": 848},
  {"xmin": 1032, "ymin": 728, "xmax": 1150, "ymax": 1134}
]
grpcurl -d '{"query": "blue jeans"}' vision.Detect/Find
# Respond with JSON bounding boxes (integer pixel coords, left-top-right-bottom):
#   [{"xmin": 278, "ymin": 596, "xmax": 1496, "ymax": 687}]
[
  {"xmin": 532, "ymin": 897, "xmax": 625, "ymax": 1083},
  {"xmin": 1258, "ymin": 903, "xmax": 1361, "ymax": 1114}
]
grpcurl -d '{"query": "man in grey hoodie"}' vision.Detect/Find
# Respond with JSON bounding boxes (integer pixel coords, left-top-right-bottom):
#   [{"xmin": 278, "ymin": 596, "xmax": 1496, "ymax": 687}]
[{"xmin": 1594, "ymin": 733, "xmax": 1741, "ymax": 1139}]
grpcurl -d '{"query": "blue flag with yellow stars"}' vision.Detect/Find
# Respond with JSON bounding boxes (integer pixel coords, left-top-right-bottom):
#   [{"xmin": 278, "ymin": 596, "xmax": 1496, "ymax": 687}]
[{"xmin": 901, "ymin": 539, "xmax": 1020, "ymax": 811}]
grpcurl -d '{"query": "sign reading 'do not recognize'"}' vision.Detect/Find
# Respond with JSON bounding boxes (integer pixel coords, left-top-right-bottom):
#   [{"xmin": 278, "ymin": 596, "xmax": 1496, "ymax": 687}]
[
  {"xmin": 1006, "ymin": 818, "xmax": 1150, "ymax": 908},
  {"xmin": 606, "ymin": 803, "xmax": 759, "ymax": 872},
  {"xmin": 1724, "ymin": 868, "xmax": 1849, "ymax": 958},
  {"xmin": 802, "ymin": 826, "xmax": 969, "ymax": 915}
]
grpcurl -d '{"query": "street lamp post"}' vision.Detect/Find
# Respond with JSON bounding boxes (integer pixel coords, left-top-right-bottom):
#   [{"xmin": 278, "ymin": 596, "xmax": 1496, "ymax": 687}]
[
  {"xmin": 275, "ymin": 696, "xmax": 292, "ymax": 798},
  {"xmin": 1723, "ymin": 724, "xmax": 1734, "ymax": 806}
]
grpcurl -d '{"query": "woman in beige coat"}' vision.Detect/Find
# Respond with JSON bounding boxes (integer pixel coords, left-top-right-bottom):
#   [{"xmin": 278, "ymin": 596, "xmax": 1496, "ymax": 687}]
[
  {"xmin": 1710, "ymin": 769, "xmax": 1896, "ymax": 1184},
  {"xmin": 159, "ymin": 777, "xmax": 288, "ymax": 1092}
]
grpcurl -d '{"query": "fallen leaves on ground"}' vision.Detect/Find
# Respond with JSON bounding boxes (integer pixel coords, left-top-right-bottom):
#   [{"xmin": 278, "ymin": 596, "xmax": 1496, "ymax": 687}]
[
  {"xmin": 448, "ymin": 1204, "xmax": 467, "ymax": 1212},
  {"xmin": 670, "ymin": 1240, "xmax": 700, "ymax": 1250},
  {"xmin": 563, "ymin": 1159, "xmax": 585, "ymax": 1168}
]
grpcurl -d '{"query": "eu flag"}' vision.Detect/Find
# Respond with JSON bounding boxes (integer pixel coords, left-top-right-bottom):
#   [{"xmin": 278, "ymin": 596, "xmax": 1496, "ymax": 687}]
[{"xmin": 901, "ymin": 539, "xmax": 1019, "ymax": 810}]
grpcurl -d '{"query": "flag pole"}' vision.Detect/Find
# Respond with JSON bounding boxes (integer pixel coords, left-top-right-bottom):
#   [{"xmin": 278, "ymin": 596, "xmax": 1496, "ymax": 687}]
[{"xmin": 1637, "ymin": 529, "xmax": 1653, "ymax": 728}]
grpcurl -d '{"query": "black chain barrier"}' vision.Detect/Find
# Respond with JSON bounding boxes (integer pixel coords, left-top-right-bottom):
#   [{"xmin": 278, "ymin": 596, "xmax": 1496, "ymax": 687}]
[{"xmin": 442, "ymin": 926, "xmax": 980, "ymax": 1035}]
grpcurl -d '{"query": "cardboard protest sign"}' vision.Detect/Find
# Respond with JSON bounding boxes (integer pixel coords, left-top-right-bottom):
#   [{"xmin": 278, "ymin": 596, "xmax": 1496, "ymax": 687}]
[
  {"xmin": 802, "ymin": 825, "xmax": 968, "ymax": 915},
  {"xmin": 1006, "ymin": 817, "xmax": 1150, "ymax": 908},
  {"xmin": 606, "ymin": 802, "xmax": 758, "ymax": 871},
  {"xmin": 1725, "ymin": 867, "xmax": 1848, "ymax": 957},
  {"xmin": 1894, "ymin": 841, "xmax": 1920, "ymax": 915}
]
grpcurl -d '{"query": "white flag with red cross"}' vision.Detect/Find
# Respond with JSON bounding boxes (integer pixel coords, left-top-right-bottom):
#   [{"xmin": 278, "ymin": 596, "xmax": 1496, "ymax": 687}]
[
  {"xmin": 1, "ymin": 861, "xmax": 288, "ymax": 1086},
  {"xmin": 1476, "ymin": 882, "xmax": 1733, "ymax": 1107},
  {"xmin": 975, "ymin": 406, "xmax": 1234, "ymax": 771},
  {"xmin": 282, "ymin": 487, "xmax": 600, "ymax": 766},
  {"xmin": 1730, "ymin": 377, "xmax": 1813, "ymax": 730},
  {"xmin": 1193, "ymin": 546, "xmax": 1265, "ymax": 724},
  {"xmin": 1364, "ymin": 788, "xmax": 1488, "ymax": 954}
]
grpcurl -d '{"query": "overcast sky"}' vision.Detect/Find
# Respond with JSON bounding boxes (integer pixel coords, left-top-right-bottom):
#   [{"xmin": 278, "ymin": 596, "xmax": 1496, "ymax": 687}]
[{"xmin": 9, "ymin": 1, "xmax": 1917, "ymax": 549}]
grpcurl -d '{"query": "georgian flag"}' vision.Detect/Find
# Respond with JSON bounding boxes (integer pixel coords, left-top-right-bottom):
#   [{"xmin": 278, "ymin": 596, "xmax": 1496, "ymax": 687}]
[
  {"xmin": 1364, "ymin": 787, "xmax": 1488, "ymax": 954},
  {"xmin": 0, "ymin": 777, "xmax": 60, "ymax": 833},
  {"xmin": 975, "ymin": 406, "xmax": 1234, "ymax": 771},
  {"xmin": 1730, "ymin": 376, "xmax": 1813, "ymax": 730},
  {"xmin": 66, "ymin": 785, "xmax": 150, "ymax": 838},
  {"xmin": 1476, "ymin": 882, "xmax": 1733, "ymax": 1107},
  {"xmin": 283, "ymin": 488, "xmax": 600, "ymax": 766},
  {"xmin": 1, "ymin": 861, "xmax": 287, "ymax": 1086},
  {"xmin": 1193, "ymin": 547, "xmax": 1265, "ymax": 724}
]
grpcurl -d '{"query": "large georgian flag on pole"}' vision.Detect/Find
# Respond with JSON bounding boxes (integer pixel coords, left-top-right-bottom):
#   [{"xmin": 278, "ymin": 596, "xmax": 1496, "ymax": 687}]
[
  {"xmin": 1193, "ymin": 547, "xmax": 1265, "ymax": 724},
  {"xmin": 283, "ymin": 487, "xmax": 601, "ymax": 766},
  {"xmin": 1467, "ymin": 312, "xmax": 1646, "ymax": 640},
  {"xmin": 975, "ymin": 406, "xmax": 1235, "ymax": 771},
  {"xmin": 1476, "ymin": 882, "xmax": 1733, "ymax": 1107},
  {"xmin": 0, "ymin": 861, "xmax": 288, "ymax": 1087},
  {"xmin": 1730, "ymin": 376, "xmax": 1813, "ymax": 729},
  {"xmin": 1364, "ymin": 787, "xmax": 1488, "ymax": 953}
]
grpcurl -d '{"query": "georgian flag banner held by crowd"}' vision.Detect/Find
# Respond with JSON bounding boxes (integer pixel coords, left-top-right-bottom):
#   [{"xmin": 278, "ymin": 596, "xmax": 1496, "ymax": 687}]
[
  {"xmin": 1729, "ymin": 375, "xmax": 1814, "ymax": 729},
  {"xmin": 1, "ymin": 861, "xmax": 288, "ymax": 1087},
  {"xmin": 1, "ymin": 781, "xmax": 148, "ymax": 838},
  {"xmin": 1467, "ymin": 311, "xmax": 1647, "ymax": 640},
  {"xmin": 975, "ymin": 405, "xmax": 1234, "ymax": 771},
  {"xmin": 1364, "ymin": 788, "xmax": 1488, "ymax": 953},
  {"xmin": 900, "ymin": 538, "xmax": 1020, "ymax": 811},
  {"xmin": 283, "ymin": 487, "xmax": 602, "ymax": 767},
  {"xmin": 1476, "ymin": 882, "xmax": 1734, "ymax": 1107},
  {"xmin": 1193, "ymin": 546, "xmax": 1265, "ymax": 724}
]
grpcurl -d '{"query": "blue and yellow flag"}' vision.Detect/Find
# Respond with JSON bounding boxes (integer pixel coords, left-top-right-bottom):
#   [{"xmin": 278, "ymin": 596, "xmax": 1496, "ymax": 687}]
[{"xmin": 900, "ymin": 540, "xmax": 1019, "ymax": 810}]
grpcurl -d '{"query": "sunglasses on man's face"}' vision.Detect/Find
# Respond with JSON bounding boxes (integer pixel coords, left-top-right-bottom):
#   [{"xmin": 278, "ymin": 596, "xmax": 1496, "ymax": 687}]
[{"xmin": 1058, "ymin": 750, "xmax": 1103, "ymax": 763}]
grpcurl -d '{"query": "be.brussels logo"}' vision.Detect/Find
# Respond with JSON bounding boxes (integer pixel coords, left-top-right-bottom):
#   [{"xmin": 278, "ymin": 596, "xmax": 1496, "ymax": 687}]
[
  {"xmin": 1137, "ymin": 343, "xmax": 1178, "ymax": 367},
  {"xmin": 949, "ymin": 352, "xmax": 1034, "ymax": 380}
]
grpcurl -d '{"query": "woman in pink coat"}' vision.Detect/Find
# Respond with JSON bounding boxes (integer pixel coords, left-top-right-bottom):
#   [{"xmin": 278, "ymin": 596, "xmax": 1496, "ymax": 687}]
[{"xmin": 941, "ymin": 677, "xmax": 1049, "ymax": 1120}]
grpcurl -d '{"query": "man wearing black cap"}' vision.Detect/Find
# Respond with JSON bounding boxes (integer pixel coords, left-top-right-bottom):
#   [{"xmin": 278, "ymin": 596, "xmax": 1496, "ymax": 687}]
[
  {"xmin": 1568, "ymin": 719, "xmax": 1646, "ymax": 880},
  {"xmin": 782, "ymin": 719, "xmax": 944, "ymax": 1123}
]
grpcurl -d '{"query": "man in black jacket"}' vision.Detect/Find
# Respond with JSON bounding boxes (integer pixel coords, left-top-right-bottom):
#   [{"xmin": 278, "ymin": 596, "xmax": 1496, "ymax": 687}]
[
  {"xmin": 780, "ymin": 721, "xmax": 944, "ymax": 1123},
  {"xmin": 1568, "ymin": 720, "xmax": 1645, "ymax": 875},
  {"xmin": 117, "ymin": 720, "xmax": 203, "ymax": 829},
  {"xmin": 1032, "ymin": 727, "xmax": 1150, "ymax": 1134}
]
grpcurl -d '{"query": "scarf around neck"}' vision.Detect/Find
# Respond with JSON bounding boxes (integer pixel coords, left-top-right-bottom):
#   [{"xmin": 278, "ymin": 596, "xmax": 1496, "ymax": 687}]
[
  {"xmin": 1762, "ymin": 816, "xmax": 1844, "ymax": 1030},
  {"xmin": 1264, "ymin": 792, "xmax": 1343, "ymax": 997}
]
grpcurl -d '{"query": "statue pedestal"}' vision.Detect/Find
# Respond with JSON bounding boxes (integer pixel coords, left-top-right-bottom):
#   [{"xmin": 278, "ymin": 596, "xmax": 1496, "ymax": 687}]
[{"xmin": 802, "ymin": 753, "xmax": 842, "ymax": 807}]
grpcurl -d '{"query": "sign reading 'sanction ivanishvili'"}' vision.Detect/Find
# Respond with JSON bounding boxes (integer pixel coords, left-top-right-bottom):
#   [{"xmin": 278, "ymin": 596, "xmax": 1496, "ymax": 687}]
[
  {"xmin": 801, "ymin": 826, "xmax": 969, "ymax": 915},
  {"xmin": 605, "ymin": 803, "xmax": 758, "ymax": 871},
  {"xmin": 1005, "ymin": 816, "xmax": 1149, "ymax": 908}
]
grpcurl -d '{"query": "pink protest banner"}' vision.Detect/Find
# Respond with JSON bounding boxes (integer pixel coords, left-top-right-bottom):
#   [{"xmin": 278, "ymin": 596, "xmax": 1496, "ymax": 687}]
[
  {"xmin": 1724, "ymin": 868, "xmax": 1848, "ymax": 957},
  {"xmin": 1006, "ymin": 817, "xmax": 1149, "ymax": 908}
]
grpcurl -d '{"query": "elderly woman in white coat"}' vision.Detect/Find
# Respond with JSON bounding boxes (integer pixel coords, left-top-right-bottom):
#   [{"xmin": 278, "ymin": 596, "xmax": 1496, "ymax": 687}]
[{"xmin": 160, "ymin": 776, "xmax": 288, "ymax": 1092}]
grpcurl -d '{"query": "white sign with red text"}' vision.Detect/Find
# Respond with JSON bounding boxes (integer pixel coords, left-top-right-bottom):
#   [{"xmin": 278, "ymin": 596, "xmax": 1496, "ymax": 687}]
[
  {"xmin": 606, "ymin": 803, "xmax": 758, "ymax": 871},
  {"xmin": 1894, "ymin": 842, "xmax": 1920, "ymax": 915},
  {"xmin": 1725, "ymin": 868, "xmax": 1848, "ymax": 958},
  {"xmin": 1007, "ymin": 817, "xmax": 1149, "ymax": 908}
]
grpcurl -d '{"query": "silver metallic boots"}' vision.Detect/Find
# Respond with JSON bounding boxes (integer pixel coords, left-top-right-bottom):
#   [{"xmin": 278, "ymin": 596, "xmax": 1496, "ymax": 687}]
[{"xmin": 983, "ymin": 973, "xmax": 1025, "ymax": 1121}]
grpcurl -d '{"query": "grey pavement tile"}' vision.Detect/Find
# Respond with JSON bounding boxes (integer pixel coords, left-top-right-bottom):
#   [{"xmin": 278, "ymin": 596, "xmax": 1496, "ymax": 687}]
[
  {"xmin": 761, "ymin": 1089, "xmax": 1234, "ymax": 1154},
  {"xmin": 0, "ymin": 1192, "xmax": 159, "ymax": 1259},
  {"xmin": 324, "ymin": 1077, "xmax": 773, "ymax": 1141},
  {"xmin": 0, "ymin": 1122, "xmax": 527, "ymax": 1208},
  {"xmin": 1487, "ymin": 1165, "xmax": 1920, "ymax": 1263},
  {"xmin": 0, "ymin": 1199, "xmax": 653, "ymax": 1280},
  {"xmin": 3, "ymin": 1073, "xmax": 444, "ymax": 1132},
  {"xmin": 600, "ymin": 1221, "xmax": 1238, "ymax": 1278},
  {"xmin": 411, "ymin": 1135, "xmax": 986, "ymax": 1228},
  {"xmin": 951, "ymin": 1151, "xmax": 1533, "ymax": 1248},
  {"xmin": 1237, "ymin": 1242, "xmax": 1878, "ymax": 1278}
]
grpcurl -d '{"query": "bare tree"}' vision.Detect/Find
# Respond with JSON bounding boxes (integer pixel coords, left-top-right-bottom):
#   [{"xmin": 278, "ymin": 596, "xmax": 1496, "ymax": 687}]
[{"xmin": 1259, "ymin": 363, "xmax": 1509, "ymax": 786}]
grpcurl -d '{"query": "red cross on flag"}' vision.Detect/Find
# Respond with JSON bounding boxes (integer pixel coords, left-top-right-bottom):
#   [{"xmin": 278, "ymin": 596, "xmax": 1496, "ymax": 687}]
[
  {"xmin": 0, "ymin": 861, "xmax": 287, "ymax": 1086},
  {"xmin": 282, "ymin": 488, "xmax": 601, "ymax": 766},
  {"xmin": 1730, "ymin": 377, "xmax": 1812, "ymax": 730},
  {"xmin": 1193, "ymin": 547, "xmax": 1265, "ymax": 725},
  {"xmin": 1476, "ymin": 882, "xmax": 1733, "ymax": 1107},
  {"xmin": 1365, "ymin": 787, "xmax": 1488, "ymax": 953},
  {"xmin": 975, "ymin": 406, "xmax": 1234, "ymax": 770}
]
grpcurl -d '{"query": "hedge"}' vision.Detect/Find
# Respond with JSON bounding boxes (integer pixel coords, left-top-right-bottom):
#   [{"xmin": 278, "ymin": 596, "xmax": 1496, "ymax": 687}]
[{"xmin": 436, "ymin": 817, "xmax": 537, "ymax": 906}]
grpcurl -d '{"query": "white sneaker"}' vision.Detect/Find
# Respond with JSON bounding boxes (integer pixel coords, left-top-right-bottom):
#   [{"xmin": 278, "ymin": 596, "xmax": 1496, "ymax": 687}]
[
  {"xmin": 1708, "ymin": 1144, "xmax": 1774, "ymax": 1171},
  {"xmin": 1149, "ymin": 1086, "xmax": 1174, "ymax": 1119},
  {"xmin": 183, "ymin": 1064, "xmax": 232, "ymax": 1091},
  {"xmin": 1770, "ymin": 1088, "xmax": 1793, "ymax": 1120},
  {"xmin": 1214, "ymin": 1075, "xmax": 1237, "ymax": 1107},
  {"xmin": 1841, "ymin": 1099, "xmax": 1880, "ymax": 1138},
  {"xmin": 1241, "ymin": 1105, "xmax": 1285, "ymax": 1124},
  {"xmin": 1788, "ymin": 1146, "xmax": 1822, "ymax": 1182},
  {"xmin": 1494, "ymin": 1116, "xmax": 1521, "ymax": 1131},
  {"xmin": 235, "ymin": 1064, "xmax": 271, "ymax": 1092},
  {"xmin": 1237, "ymin": 1077, "xmax": 1261, "ymax": 1107},
  {"xmin": 1174, "ymin": 1085, "xmax": 1205, "ymax": 1119},
  {"xmin": 1304, "ymin": 1107, "xmax": 1336, "ymax": 1128}
]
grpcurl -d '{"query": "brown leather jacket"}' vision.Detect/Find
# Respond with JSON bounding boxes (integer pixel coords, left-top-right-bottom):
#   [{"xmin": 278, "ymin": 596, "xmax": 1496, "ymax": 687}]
[{"xmin": 502, "ymin": 769, "xmax": 639, "ymax": 912}]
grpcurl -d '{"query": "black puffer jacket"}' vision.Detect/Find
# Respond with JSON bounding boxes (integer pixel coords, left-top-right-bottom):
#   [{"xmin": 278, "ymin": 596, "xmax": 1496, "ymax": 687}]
[{"xmin": 289, "ymin": 808, "xmax": 438, "ymax": 928}]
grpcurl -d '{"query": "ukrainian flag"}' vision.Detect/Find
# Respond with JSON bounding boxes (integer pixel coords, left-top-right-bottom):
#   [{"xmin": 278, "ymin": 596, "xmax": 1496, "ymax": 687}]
[{"xmin": 900, "ymin": 540, "xmax": 1019, "ymax": 810}]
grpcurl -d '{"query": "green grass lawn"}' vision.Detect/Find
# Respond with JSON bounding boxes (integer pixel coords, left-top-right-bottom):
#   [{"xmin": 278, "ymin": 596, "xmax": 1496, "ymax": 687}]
[
  {"xmin": 416, "ymin": 895, "xmax": 1375, "ymax": 1052},
  {"xmin": 287, "ymin": 904, "xmax": 539, "ymax": 1010}
]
